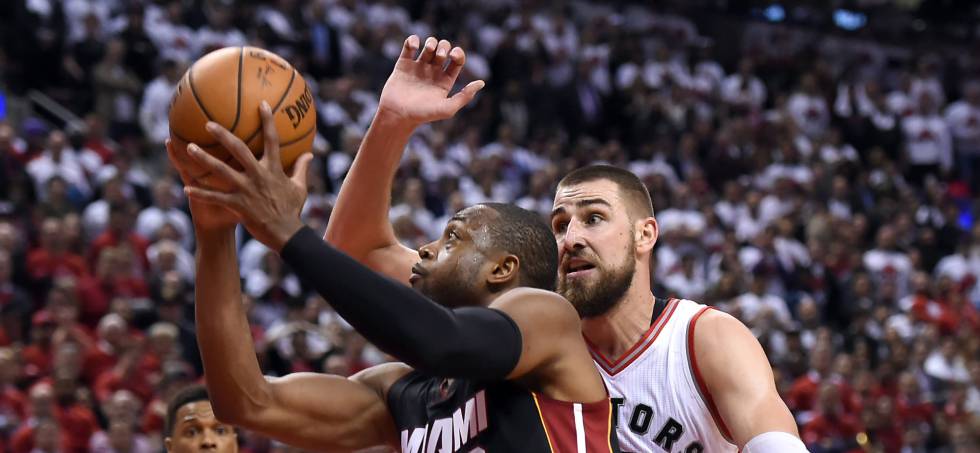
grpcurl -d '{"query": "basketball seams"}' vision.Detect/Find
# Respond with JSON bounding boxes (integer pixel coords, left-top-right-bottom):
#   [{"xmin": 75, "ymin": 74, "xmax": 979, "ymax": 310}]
[
  {"xmin": 187, "ymin": 67, "xmax": 215, "ymax": 123},
  {"xmin": 240, "ymin": 69, "xmax": 298, "ymax": 147},
  {"xmin": 228, "ymin": 46, "xmax": 245, "ymax": 134},
  {"xmin": 279, "ymin": 124, "xmax": 316, "ymax": 147},
  {"xmin": 173, "ymin": 48, "xmax": 313, "ymax": 175},
  {"xmin": 181, "ymin": 71, "xmax": 220, "ymax": 147}
]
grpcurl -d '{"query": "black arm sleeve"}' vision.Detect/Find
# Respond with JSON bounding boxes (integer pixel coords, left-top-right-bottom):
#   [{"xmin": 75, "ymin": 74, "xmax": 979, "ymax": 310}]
[{"xmin": 279, "ymin": 226, "xmax": 522, "ymax": 379}]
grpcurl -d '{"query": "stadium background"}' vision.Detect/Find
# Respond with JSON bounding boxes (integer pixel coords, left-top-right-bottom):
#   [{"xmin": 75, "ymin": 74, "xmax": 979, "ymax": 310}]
[{"xmin": 1, "ymin": 0, "xmax": 979, "ymax": 452}]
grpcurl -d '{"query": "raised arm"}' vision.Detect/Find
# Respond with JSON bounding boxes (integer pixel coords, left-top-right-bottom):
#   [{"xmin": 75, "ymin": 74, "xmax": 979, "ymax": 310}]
[
  {"xmin": 167, "ymin": 139, "xmax": 403, "ymax": 452},
  {"xmin": 182, "ymin": 97, "xmax": 601, "ymax": 403},
  {"xmin": 691, "ymin": 309, "xmax": 809, "ymax": 452},
  {"xmin": 324, "ymin": 35, "xmax": 483, "ymax": 283}
]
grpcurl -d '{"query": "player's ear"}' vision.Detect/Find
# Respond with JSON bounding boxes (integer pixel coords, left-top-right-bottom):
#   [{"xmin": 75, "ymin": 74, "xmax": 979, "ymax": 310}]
[
  {"xmin": 487, "ymin": 254, "xmax": 520, "ymax": 285},
  {"xmin": 634, "ymin": 217, "xmax": 659, "ymax": 254},
  {"xmin": 164, "ymin": 437, "xmax": 172, "ymax": 453}
]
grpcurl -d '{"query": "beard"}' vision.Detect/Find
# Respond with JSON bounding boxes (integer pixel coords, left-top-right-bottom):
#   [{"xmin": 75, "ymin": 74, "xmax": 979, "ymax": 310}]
[{"xmin": 558, "ymin": 239, "xmax": 636, "ymax": 318}]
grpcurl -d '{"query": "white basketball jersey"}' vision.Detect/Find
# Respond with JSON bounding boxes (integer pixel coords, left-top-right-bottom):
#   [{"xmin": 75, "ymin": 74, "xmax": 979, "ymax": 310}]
[{"xmin": 589, "ymin": 298, "xmax": 738, "ymax": 453}]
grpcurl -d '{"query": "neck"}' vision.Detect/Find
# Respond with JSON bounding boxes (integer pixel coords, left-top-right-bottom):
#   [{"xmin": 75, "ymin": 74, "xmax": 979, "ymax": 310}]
[{"xmin": 581, "ymin": 271, "xmax": 656, "ymax": 360}]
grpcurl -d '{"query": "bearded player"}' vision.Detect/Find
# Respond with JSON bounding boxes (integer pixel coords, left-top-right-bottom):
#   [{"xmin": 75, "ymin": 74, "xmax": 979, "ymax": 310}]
[
  {"xmin": 170, "ymin": 35, "xmax": 620, "ymax": 452},
  {"xmin": 326, "ymin": 35, "xmax": 808, "ymax": 453}
]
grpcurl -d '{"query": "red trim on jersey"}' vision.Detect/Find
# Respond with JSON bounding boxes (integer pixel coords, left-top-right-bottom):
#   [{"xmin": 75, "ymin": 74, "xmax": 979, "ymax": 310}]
[
  {"xmin": 532, "ymin": 393, "xmax": 615, "ymax": 453},
  {"xmin": 587, "ymin": 298, "xmax": 678, "ymax": 376},
  {"xmin": 687, "ymin": 307, "xmax": 736, "ymax": 443}
]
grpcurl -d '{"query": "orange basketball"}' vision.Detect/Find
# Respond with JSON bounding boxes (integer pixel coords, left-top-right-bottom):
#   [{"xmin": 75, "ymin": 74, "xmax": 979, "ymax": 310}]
[{"xmin": 168, "ymin": 46, "xmax": 316, "ymax": 188}]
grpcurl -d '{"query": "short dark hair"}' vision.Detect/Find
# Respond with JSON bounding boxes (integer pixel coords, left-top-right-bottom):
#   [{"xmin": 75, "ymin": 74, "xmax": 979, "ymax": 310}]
[
  {"xmin": 557, "ymin": 165, "xmax": 654, "ymax": 218},
  {"xmin": 479, "ymin": 203, "xmax": 558, "ymax": 291},
  {"xmin": 165, "ymin": 384, "xmax": 210, "ymax": 437}
]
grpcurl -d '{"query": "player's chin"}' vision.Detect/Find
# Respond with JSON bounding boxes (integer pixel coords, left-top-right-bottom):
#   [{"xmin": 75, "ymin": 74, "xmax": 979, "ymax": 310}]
[{"xmin": 557, "ymin": 277, "xmax": 590, "ymax": 298}]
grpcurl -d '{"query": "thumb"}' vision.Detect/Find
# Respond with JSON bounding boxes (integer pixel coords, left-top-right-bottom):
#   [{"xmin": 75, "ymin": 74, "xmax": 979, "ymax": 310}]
[
  {"xmin": 447, "ymin": 80, "xmax": 485, "ymax": 112},
  {"xmin": 289, "ymin": 153, "xmax": 315, "ymax": 189}
]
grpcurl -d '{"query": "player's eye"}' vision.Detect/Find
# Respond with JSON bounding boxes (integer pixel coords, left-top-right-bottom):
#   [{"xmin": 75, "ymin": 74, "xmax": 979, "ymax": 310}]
[
  {"xmin": 183, "ymin": 428, "xmax": 198, "ymax": 437},
  {"xmin": 448, "ymin": 230, "xmax": 460, "ymax": 241},
  {"xmin": 553, "ymin": 220, "xmax": 568, "ymax": 233},
  {"xmin": 586, "ymin": 214, "xmax": 603, "ymax": 225},
  {"xmin": 215, "ymin": 426, "xmax": 229, "ymax": 435}
]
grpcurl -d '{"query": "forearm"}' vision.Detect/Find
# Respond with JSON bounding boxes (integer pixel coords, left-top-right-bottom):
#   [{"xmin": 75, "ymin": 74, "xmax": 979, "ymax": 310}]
[
  {"xmin": 324, "ymin": 110, "xmax": 415, "ymax": 257},
  {"xmin": 282, "ymin": 226, "xmax": 521, "ymax": 379},
  {"xmin": 194, "ymin": 229, "xmax": 274, "ymax": 421}
]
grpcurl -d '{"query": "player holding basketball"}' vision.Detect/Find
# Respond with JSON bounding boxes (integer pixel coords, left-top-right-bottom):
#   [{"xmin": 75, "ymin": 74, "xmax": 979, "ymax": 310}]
[
  {"xmin": 327, "ymin": 36, "xmax": 808, "ymax": 453},
  {"xmin": 169, "ymin": 36, "xmax": 620, "ymax": 452}
]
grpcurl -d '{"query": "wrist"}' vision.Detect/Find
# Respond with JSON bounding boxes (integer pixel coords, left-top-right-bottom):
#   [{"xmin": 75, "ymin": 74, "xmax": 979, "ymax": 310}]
[
  {"xmin": 374, "ymin": 105, "xmax": 423, "ymax": 132},
  {"xmin": 267, "ymin": 217, "xmax": 306, "ymax": 253},
  {"xmin": 194, "ymin": 227, "xmax": 236, "ymax": 245}
]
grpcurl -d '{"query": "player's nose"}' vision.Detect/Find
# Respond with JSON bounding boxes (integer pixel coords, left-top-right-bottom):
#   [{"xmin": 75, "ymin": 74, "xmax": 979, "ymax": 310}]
[
  {"xmin": 418, "ymin": 242, "xmax": 437, "ymax": 260},
  {"xmin": 558, "ymin": 219, "xmax": 587, "ymax": 252}
]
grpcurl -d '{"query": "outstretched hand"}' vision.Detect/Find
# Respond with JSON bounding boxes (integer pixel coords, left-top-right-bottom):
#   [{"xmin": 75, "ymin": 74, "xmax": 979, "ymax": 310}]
[
  {"xmin": 166, "ymin": 139, "xmax": 241, "ymax": 233},
  {"xmin": 377, "ymin": 35, "xmax": 485, "ymax": 126},
  {"xmin": 182, "ymin": 101, "xmax": 314, "ymax": 251}
]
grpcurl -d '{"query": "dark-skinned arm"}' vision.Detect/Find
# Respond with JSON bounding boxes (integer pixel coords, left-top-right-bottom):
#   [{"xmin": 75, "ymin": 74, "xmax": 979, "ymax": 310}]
[{"xmin": 324, "ymin": 35, "xmax": 483, "ymax": 284}]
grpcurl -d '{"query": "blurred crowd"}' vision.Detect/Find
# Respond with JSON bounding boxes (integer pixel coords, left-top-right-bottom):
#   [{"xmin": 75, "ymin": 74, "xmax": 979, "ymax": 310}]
[{"xmin": 1, "ymin": 1, "xmax": 980, "ymax": 453}]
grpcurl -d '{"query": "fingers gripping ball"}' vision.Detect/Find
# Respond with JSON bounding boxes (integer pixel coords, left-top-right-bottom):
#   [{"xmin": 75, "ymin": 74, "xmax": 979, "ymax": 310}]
[{"xmin": 168, "ymin": 46, "xmax": 316, "ymax": 189}]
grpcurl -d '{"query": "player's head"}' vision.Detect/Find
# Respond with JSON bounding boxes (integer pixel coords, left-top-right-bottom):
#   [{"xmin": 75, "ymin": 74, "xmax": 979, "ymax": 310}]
[
  {"xmin": 165, "ymin": 385, "xmax": 237, "ymax": 453},
  {"xmin": 552, "ymin": 165, "xmax": 658, "ymax": 318},
  {"xmin": 412, "ymin": 203, "xmax": 558, "ymax": 307}
]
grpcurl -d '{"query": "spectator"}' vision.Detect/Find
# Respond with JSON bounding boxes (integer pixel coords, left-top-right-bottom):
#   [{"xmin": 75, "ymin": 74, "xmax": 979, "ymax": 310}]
[
  {"xmin": 92, "ymin": 39, "xmax": 142, "ymax": 140},
  {"xmin": 0, "ymin": 2, "xmax": 978, "ymax": 451},
  {"xmin": 135, "ymin": 180, "xmax": 191, "ymax": 249},
  {"xmin": 88, "ymin": 202, "xmax": 150, "ymax": 276},
  {"xmin": 139, "ymin": 60, "xmax": 184, "ymax": 146}
]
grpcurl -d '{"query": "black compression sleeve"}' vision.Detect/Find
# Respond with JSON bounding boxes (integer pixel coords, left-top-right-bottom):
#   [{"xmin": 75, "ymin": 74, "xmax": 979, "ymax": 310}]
[{"xmin": 279, "ymin": 226, "xmax": 522, "ymax": 379}]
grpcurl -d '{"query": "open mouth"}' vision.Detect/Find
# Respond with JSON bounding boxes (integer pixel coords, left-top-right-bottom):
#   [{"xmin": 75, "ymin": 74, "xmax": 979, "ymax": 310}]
[{"xmin": 564, "ymin": 258, "xmax": 596, "ymax": 278}]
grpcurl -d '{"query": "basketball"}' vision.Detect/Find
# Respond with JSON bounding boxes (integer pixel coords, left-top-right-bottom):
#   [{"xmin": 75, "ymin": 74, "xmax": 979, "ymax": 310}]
[{"xmin": 168, "ymin": 46, "xmax": 316, "ymax": 187}]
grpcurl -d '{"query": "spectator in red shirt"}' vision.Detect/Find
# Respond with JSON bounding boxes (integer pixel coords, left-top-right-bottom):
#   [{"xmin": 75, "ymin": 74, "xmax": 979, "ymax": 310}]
[
  {"xmin": 139, "ymin": 366, "xmax": 192, "ymax": 440},
  {"xmin": 788, "ymin": 341, "xmax": 833, "ymax": 413},
  {"xmin": 27, "ymin": 217, "xmax": 89, "ymax": 289},
  {"xmin": 865, "ymin": 396, "xmax": 903, "ymax": 452},
  {"xmin": 894, "ymin": 372, "xmax": 935, "ymax": 428},
  {"xmin": 76, "ymin": 247, "xmax": 149, "ymax": 327},
  {"xmin": 0, "ymin": 347, "xmax": 27, "ymax": 438},
  {"xmin": 21, "ymin": 311, "xmax": 57, "ymax": 380},
  {"xmin": 93, "ymin": 342, "xmax": 154, "ymax": 405},
  {"xmin": 82, "ymin": 314, "xmax": 131, "ymax": 385},
  {"xmin": 11, "ymin": 381, "xmax": 98, "ymax": 453},
  {"xmin": 87, "ymin": 202, "xmax": 150, "ymax": 276},
  {"xmin": 138, "ymin": 322, "xmax": 183, "ymax": 380},
  {"xmin": 47, "ymin": 282, "xmax": 95, "ymax": 353},
  {"xmin": 802, "ymin": 382, "xmax": 865, "ymax": 453}
]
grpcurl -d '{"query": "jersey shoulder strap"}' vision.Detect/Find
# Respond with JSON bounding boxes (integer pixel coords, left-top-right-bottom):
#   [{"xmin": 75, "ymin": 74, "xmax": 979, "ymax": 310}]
[{"xmin": 650, "ymin": 295, "xmax": 670, "ymax": 327}]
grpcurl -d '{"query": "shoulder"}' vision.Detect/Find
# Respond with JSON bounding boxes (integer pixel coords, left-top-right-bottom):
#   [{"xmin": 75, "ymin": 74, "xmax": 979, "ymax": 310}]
[
  {"xmin": 490, "ymin": 288, "xmax": 581, "ymax": 331},
  {"xmin": 691, "ymin": 309, "xmax": 757, "ymax": 353}
]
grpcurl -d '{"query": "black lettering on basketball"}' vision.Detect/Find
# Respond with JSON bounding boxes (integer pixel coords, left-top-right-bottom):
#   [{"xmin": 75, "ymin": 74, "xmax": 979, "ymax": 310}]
[
  {"xmin": 655, "ymin": 417, "xmax": 684, "ymax": 451},
  {"xmin": 283, "ymin": 86, "xmax": 314, "ymax": 129},
  {"xmin": 628, "ymin": 404, "xmax": 653, "ymax": 435},
  {"xmin": 285, "ymin": 105, "xmax": 299, "ymax": 128},
  {"xmin": 685, "ymin": 442, "xmax": 704, "ymax": 453},
  {"xmin": 610, "ymin": 398, "xmax": 625, "ymax": 427},
  {"xmin": 247, "ymin": 49, "xmax": 267, "ymax": 61}
]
